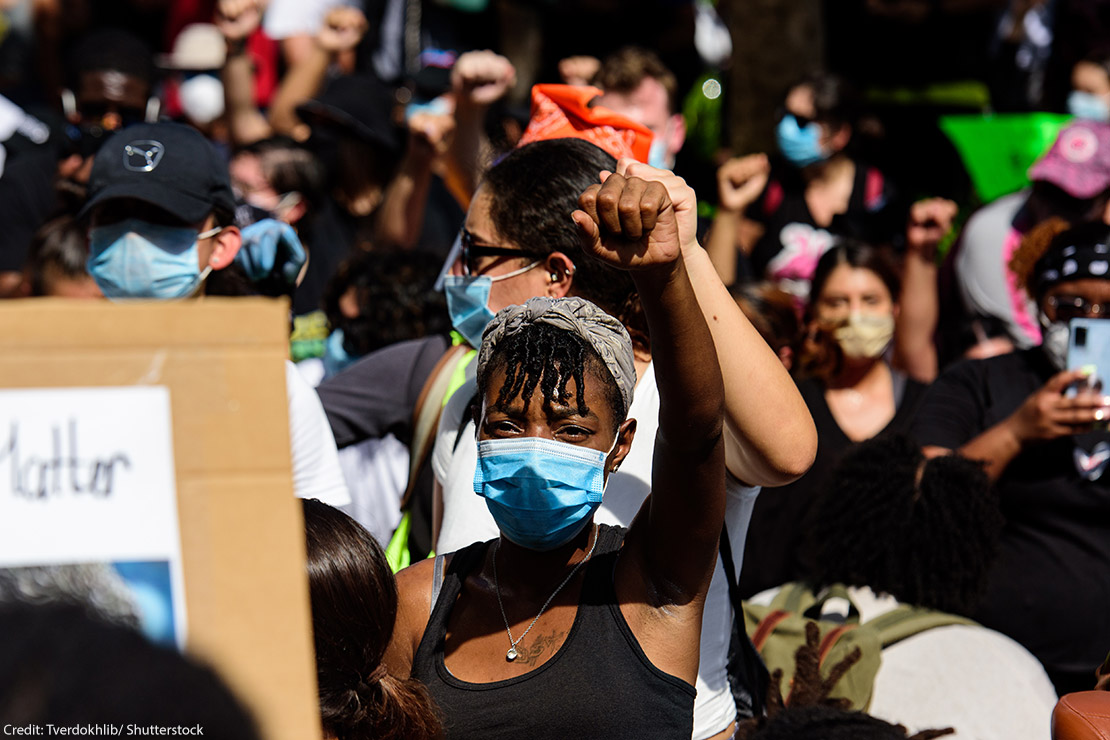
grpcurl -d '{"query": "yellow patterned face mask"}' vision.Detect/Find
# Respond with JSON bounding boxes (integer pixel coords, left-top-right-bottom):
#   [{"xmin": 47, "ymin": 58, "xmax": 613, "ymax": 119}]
[{"xmin": 832, "ymin": 313, "xmax": 894, "ymax": 360}]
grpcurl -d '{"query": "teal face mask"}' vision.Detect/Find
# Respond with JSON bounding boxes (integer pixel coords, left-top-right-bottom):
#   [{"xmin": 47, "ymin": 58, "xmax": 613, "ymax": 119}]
[
  {"xmin": 776, "ymin": 113, "xmax": 827, "ymax": 168},
  {"xmin": 443, "ymin": 259, "xmax": 540, "ymax": 348},
  {"xmin": 88, "ymin": 219, "xmax": 220, "ymax": 300},
  {"xmin": 474, "ymin": 436, "xmax": 616, "ymax": 551},
  {"xmin": 1068, "ymin": 91, "xmax": 1110, "ymax": 122}
]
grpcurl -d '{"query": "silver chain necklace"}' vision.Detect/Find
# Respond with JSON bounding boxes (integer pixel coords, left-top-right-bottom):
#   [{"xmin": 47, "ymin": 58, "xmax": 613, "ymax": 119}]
[{"xmin": 492, "ymin": 526, "xmax": 599, "ymax": 662}]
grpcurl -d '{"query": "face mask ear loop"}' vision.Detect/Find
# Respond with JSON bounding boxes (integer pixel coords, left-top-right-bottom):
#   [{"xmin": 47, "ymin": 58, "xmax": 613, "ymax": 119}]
[{"xmin": 488, "ymin": 260, "xmax": 541, "ymax": 283}]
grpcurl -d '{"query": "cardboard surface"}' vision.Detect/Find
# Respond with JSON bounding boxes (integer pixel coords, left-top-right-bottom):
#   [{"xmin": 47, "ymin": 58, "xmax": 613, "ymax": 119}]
[{"xmin": 0, "ymin": 298, "xmax": 320, "ymax": 740}]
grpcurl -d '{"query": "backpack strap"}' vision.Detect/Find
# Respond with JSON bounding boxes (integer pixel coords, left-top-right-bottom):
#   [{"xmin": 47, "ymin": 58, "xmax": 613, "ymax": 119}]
[
  {"xmin": 869, "ymin": 605, "xmax": 977, "ymax": 649},
  {"xmin": 398, "ymin": 343, "xmax": 474, "ymax": 510},
  {"xmin": 720, "ymin": 525, "xmax": 770, "ymax": 717},
  {"xmin": 429, "ymin": 554, "xmax": 446, "ymax": 617}
]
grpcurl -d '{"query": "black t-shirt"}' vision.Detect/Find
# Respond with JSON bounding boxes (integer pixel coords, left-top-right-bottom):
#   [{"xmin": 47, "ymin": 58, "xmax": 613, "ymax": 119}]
[
  {"xmin": 739, "ymin": 370, "xmax": 927, "ymax": 598},
  {"xmin": 911, "ymin": 348, "xmax": 1110, "ymax": 681},
  {"xmin": 745, "ymin": 159, "xmax": 899, "ymax": 290}
]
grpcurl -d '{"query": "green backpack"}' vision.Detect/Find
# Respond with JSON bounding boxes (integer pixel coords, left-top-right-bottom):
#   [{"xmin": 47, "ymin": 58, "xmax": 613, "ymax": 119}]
[{"xmin": 742, "ymin": 583, "xmax": 976, "ymax": 711}]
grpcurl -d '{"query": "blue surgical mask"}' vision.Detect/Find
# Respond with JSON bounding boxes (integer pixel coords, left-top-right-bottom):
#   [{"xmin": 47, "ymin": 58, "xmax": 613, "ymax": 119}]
[
  {"xmin": 648, "ymin": 135, "xmax": 669, "ymax": 169},
  {"xmin": 442, "ymin": 260, "xmax": 540, "ymax": 347},
  {"xmin": 474, "ymin": 436, "xmax": 616, "ymax": 551},
  {"xmin": 1068, "ymin": 90, "xmax": 1110, "ymax": 122},
  {"xmin": 87, "ymin": 219, "xmax": 220, "ymax": 300},
  {"xmin": 776, "ymin": 114, "xmax": 827, "ymax": 168}
]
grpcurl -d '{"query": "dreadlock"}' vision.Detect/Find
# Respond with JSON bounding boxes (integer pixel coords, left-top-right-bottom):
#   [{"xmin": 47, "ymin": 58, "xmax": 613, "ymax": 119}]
[
  {"xmin": 736, "ymin": 623, "xmax": 953, "ymax": 740},
  {"xmin": 743, "ymin": 705, "xmax": 953, "ymax": 740},
  {"xmin": 807, "ymin": 435, "xmax": 1002, "ymax": 616},
  {"xmin": 477, "ymin": 323, "xmax": 625, "ymax": 432}
]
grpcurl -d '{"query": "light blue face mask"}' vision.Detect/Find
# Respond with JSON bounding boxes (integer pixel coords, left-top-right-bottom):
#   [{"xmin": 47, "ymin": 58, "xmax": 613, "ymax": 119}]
[
  {"xmin": 443, "ymin": 259, "xmax": 541, "ymax": 348},
  {"xmin": 88, "ymin": 218, "xmax": 220, "ymax": 300},
  {"xmin": 776, "ymin": 113, "xmax": 827, "ymax": 168},
  {"xmin": 474, "ymin": 435, "xmax": 617, "ymax": 551},
  {"xmin": 1068, "ymin": 90, "xmax": 1110, "ymax": 122},
  {"xmin": 648, "ymin": 135, "xmax": 669, "ymax": 169}
]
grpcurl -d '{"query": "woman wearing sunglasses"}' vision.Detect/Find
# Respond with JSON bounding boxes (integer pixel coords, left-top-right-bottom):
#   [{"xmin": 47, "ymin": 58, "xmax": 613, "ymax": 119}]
[
  {"xmin": 706, "ymin": 72, "xmax": 900, "ymax": 295},
  {"xmin": 913, "ymin": 219, "xmax": 1110, "ymax": 696},
  {"xmin": 431, "ymin": 136, "xmax": 814, "ymax": 740}
]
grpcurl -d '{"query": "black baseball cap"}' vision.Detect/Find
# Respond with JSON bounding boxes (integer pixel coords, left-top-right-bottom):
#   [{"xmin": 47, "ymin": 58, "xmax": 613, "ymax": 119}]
[
  {"xmin": 80, "ymin": 122, "xmax": 236, "ymax": 224},
  {"xmin": 295, "ymin": 74, "xmax": 401, "ymax": 153}
]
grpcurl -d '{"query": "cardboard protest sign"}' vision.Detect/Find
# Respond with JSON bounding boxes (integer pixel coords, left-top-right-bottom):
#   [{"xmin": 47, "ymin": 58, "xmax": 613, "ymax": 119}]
[{"xmin": 0, "ymin": 298, "xmax": 319, "ymax": 740}]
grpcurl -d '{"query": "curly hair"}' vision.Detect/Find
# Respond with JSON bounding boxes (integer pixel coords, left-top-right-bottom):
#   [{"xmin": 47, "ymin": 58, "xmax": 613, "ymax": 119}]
[
  {"xmin": 1008, "ymin": 217, "xmax": 1072, "ymax": 295},
  {"xmin": 807, "ymin": 435, "xmax": 1002, "ymax": 616},
  {"xmin": 303, "ymin": 499, "xmax": 441, "ymax": 740},
  {"xmin": 477, "ymin": 322, "xmax": 625, "ymax": 433},
  {"xmin": 323, "ymin": 250, "xmax": 449, "ymax": 357}
]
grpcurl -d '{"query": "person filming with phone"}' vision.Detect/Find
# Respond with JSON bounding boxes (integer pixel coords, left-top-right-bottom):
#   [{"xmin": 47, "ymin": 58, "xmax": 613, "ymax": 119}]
[{"xmin": 913, "ymin": 219, "xmax": 1110, "ymax": 696}]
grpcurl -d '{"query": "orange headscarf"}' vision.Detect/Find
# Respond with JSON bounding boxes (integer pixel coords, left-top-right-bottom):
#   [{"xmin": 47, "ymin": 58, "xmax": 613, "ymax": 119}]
[{"xmin": 517, "ymin": 84, "xmax": 653, "ymax": 163}]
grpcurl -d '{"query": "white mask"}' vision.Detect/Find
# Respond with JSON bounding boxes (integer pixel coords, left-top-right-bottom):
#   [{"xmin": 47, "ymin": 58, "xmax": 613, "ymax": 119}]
[
  {"xmin": 1039, "ymin": 309, "xmax": 1069, "ymax": 371},
  {"xmin": 179, "ymin": 74, "xmax": 225, "ymax": 125}
]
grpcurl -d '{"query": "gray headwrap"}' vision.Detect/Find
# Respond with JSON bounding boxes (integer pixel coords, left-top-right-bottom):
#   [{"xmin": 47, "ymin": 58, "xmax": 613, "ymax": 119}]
[{"xmin": 477, "ymin": 296, "xmax": 635, "ymax": 413}]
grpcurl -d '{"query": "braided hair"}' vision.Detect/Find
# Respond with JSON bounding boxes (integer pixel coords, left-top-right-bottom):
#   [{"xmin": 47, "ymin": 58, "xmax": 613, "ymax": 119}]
[
  {"xmin": 303, "ymin": 500, "xmax": 441, "ymax": 740},
  {"xmin": 808, "ymin": 435, "xmax": 1002, "ymax": 616},
  {"xmin": 477, "ymin": 322, "xmax": 626, "ymax": 433}
]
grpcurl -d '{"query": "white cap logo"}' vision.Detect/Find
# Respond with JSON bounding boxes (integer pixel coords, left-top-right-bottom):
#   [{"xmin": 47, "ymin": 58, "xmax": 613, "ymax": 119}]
[
  {"xmin": 123, "ymin": 140, "xmax": 164, "ymax": 172},
  {"xmin": 1061, "ymin": 127, "xmax": 1098, "ymax": 164}
]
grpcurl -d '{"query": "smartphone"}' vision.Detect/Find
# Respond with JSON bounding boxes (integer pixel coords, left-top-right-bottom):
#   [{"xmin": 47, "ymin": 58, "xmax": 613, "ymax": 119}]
[{"xmin": 1066, "ymin": 317, "xmax": 1110, "ymax": 397}]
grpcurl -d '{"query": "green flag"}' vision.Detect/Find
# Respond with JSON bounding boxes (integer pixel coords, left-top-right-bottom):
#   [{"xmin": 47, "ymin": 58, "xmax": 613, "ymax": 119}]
[{"xmin": 939, "ymin": 113, "xmax": 1072, "ymax": 203}]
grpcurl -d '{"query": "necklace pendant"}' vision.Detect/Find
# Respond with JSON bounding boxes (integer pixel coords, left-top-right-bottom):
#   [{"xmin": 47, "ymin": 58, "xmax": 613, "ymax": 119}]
[{"xmin": 506, "ymin": 646, "xmax": 518, "ymax": 662}]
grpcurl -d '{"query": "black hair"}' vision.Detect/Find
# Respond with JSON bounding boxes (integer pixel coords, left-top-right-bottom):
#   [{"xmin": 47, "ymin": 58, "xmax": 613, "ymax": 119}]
[
  {"xmin": 477, "ymin": 323, "xmax": 626, "ymax": 433},
  {"xmin": 807, "ymin": 239, "xmax": 901, "ymax": 319},
  {"xmin": 808, "ymin": 435, "xmax": 1002, "ymax": 615},
  {"xmin": 1024, "ymin": 181, "xmax": 1110, "ymax": 229},
  {"xmin": 0, "ymin": 603, "xmax": 260, "ymax": 739},
  {"xmin": 237, "ymin": 137, "xmax": 326, "ymax": 210},
  {"xmin": 481, "ymin": 139, "xmax": 648, "ymax": 352},
  {"xmin": 744, "ymin": 705, "xmax": 952, "ymax": 740},
  {"xmin": 303, "ymin": 499, "xmax": 441, "ymax": 740},
  {"xmin": 323, "ymin": 250, "xmax": 449, "ymax": 356},
  {"xmin": 65, "ymin": 29, "xmax": 155, "ymax": 90},
  {"xmin": 791, "ymin": 72, "xmax": 860, "ymax": 132},
  {"xmin": 25, "ymin": 216, "xmax": 90, "ymax": 296}
]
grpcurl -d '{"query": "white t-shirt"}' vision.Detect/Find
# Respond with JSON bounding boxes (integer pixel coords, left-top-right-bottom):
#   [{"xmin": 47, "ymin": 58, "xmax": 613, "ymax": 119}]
[
  {"xmin": 749, "ymin": 585, "xmax": 1058, "ymax": 740},
  {"xmin": 432, "ymin": 363, "xmax": 760, "ymax": 740},
  {"xmin": 285, "ymin": 361, "xmax": 350, "ymax": 507},
  {"xmin": 263, "ymin": 0, "xmax": 362, "ymax": 40}
]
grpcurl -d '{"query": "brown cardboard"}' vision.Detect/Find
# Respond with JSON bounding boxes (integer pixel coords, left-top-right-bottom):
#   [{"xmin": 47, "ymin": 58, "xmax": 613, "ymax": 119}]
[{"xmin": 0, "ymin": 297, "xmax": 320, "ymax": 740}]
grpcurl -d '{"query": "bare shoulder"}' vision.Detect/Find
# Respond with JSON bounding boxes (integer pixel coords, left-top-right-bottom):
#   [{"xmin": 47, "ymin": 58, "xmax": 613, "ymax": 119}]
[{"xmin": 385, "ymin": 555, "xmax": 447, "ymax": 678}]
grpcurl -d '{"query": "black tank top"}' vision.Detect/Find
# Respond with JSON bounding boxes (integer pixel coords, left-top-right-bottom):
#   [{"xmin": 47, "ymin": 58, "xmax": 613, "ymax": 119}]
[{"xmin": 411, "ymin": 524, "xmax": 696, "ymax": 740}]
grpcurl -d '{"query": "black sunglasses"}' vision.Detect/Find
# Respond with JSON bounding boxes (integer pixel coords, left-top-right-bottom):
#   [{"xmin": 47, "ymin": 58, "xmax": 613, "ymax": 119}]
[
  {"xmin": 459, "ymin": 228, "xmax": 540, "ymax": 276},
  {"xmin": 1048, "ymin": 294, "xmax": 1110, "ymax": 321}
]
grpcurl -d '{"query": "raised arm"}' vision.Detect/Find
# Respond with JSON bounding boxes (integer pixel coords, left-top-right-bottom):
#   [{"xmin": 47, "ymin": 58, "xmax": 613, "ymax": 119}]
[
  {"xmin": 574, "ymin": 173, "xmax": 724, "ymax": 601},
  {"xmin": 215, "ymin": 0, "xmax": 273, "ymax": 147},
  {"xmin": 446, "ymin": 50, "xmax": 516, "ymax": 201},
  {"xmin": 704, "ymin": 154, "xmax": 769, "ymax": 285},
  {"xmin": 619, "ymin": 160, "xmax": 816, "ymax": 487},
  {"xmin": 894, "ymin": 197, "xmax": 957, "ymax": 384},
  {"xmin": 268, "ymin": 6, "xmax": 368, "ymax": 139}
]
